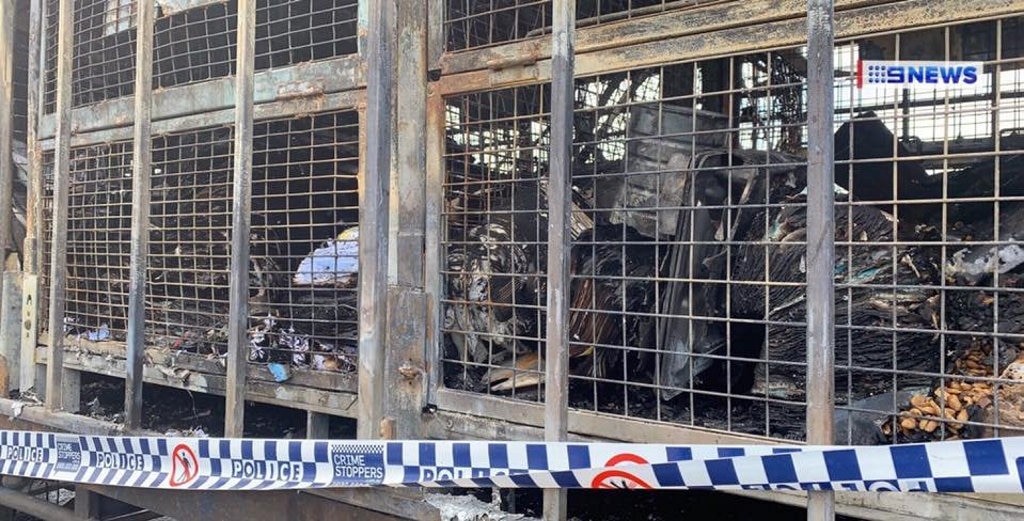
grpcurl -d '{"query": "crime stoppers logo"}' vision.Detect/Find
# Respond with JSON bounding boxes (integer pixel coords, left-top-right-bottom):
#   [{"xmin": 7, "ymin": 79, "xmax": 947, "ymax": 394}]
[
  {"xmin": 169, "ymin": 444, "xmax": 199, "ymax": 487},
  {"xmin": 590, "ymin": 453, "xmax": 653, "ymax": 489}
]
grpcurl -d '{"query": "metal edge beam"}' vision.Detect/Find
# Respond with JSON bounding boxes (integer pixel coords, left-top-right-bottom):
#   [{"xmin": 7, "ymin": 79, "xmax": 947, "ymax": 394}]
[
  {"xmin": 544, "ymin": 0, "xmax": 574, "ymax": 520},
  {"xmin": 805, "ymin": 0, "xmax": 837, "ymax": 520},
  {"xmin": 37, "ymin": 54, "xmax": 366, "ymax": 139},
  {"xmin": 433, "ymin": 388, "xmax": 780, "ymax": 445},
  {"xmin": 0, "ymin": 0, "xmax": 13, "ymax": 268},
  {"xmin": 431, "ymin": 0, "xmax": 1024, "ymax": 96},
  {"xmin": 44, "ymin": 0, "xmax": 72, "ymax": 412},
  {"xmin": 437, "ymin": 0, "xmax": 894, "ymax": 75},
  {"xmin": 125, "ymin": 0, "xmax": 155, "ymax": 431},
  {"xmin": 35, "ymin": 346, "xmax": 361, "ymax": 419},
  {"xmin": 422, "ymin": 84, "xmax": 444, "ymax": 407},
  {"xmin": 225, "ymin": 0, "xmax": 256, "ymax": 438},
  {"xmin": 38, "ymin": 90, "xmax": 367, "ymax": 150}
]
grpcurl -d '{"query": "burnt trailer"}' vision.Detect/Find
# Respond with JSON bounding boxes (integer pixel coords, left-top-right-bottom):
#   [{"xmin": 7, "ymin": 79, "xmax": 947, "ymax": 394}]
[{"xmin": 3, "ymin": 1, "xmax": 1024, "ymax": 521}]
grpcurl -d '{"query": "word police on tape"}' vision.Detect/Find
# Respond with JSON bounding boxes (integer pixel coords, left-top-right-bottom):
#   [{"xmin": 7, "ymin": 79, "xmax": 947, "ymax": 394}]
[{"xmin": 0, "ymin": 430, "xmax": 1023, "ymax": 492}]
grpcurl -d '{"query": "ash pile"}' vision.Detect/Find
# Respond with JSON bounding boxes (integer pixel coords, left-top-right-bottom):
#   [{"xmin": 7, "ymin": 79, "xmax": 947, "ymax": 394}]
[{"xmin": 442, "ymin": 104, "xmax": 1024, "ymax": 443}]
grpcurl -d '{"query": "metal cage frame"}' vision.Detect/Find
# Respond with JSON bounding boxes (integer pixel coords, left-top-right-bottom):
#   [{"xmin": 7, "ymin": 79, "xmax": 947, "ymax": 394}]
[{"xmin": 3, "ymin": 1, "xmax": 1024, "ymax": 521}]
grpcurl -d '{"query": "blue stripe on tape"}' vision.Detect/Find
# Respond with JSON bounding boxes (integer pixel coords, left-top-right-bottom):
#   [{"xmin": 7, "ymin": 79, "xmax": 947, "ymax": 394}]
[
  {"xmin": 653, "ymin": 461, "xmax": 685, "ymax": 487},
  {"xmin": 718, "ymin": 448, "xmax": 745, "ymax": 459},
  {"xmin": 825, "ymin": 449, "xmax": 863, "ymax": 482},
  {"xmin": 763, "ymin": 454, "xmax": 798, "ymax": 484},
  {"xmin": 706, "ymin": 459, "xmax": 740, "ymax": 485},
  {"xmin": 453, "ymin": 443, "xmax": 471, "ymax": 468},
  {"xmin": 527, "ymin": 444, "xmax": 547, "ymax": 471},
  {"xmin": 568, "ymin": 445, "xmax": 590, "ymax": 469},
  {"xmin": 667, "ymin": 447, "xmax": 693, "ymax": 461},
  {"xmin": 419, "ymin": 443, "xmax": 436, "ymax": 467},
  {"xmin": 488, "ymin": 443, "xmax": 508, "ymax": 469},
  {"xmin": 965, "ymin": 439, "xmax": 1010, "ymax": 477},
  {"xmin": 891, "ymin": 445, "xmax": 933, "ymax": 479},
  {"xmin": 387, "ymin": 442, "xmax": 401, "ymax": 465}
]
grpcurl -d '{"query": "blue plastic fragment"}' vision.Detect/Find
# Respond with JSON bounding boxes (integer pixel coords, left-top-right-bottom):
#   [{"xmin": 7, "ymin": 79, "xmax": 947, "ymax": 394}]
[{"xmin": 268, "ymin": 363, "xmax": 290, "ymax": 382}]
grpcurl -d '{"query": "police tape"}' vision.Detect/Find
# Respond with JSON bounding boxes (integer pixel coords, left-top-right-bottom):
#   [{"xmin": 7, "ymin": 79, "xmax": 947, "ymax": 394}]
[{"xmin": 0, "ymin": 430, "xmax": 1022, "ymax": 492}]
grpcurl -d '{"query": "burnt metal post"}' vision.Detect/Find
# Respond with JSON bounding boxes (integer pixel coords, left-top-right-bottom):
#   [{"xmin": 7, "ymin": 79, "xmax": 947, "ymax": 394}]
[
  {"xmin": 0, "ymin": 0, "xmax": 13, "ymax": 267},
  {"xmin": 125, "ymin": 0, "xmax": 156, "ymax": 430},
  {"xmin": 45, "ymin": 0, "xmax": 74, "ymax": 411},
  {"xmin": 226, "ymin": 0, "xmax": 256, "ymax": 438},
  {"xmin": 21, "ymin": 0, "xmax": 44, "ymax": 394},
  {"xmin": 805, "ymin": 0, "xmax": 836, "ymax": 520},
  {"xmin": 358, "ymin": 0, "xmax": 393, "ymax": 440},
  {"xmin": 545, "ymin": 0, "xmax": 575, "ymax": 519},
  {"xmin": 383, "ymin": 0, "xmax": 428, "ymax": 440}
]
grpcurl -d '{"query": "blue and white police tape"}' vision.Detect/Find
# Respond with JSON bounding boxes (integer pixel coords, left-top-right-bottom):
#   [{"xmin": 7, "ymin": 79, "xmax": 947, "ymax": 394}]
[{"xmin": 0, "ymin": 430, "xmax": 1022, "ymax": 492}]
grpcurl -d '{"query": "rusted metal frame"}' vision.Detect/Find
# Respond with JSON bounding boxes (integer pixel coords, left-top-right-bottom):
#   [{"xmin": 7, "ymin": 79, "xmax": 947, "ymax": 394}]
[
  {"xmin": 0, "ymin": 0, "xmax": 13, "ymax": 268},
  {"xmin": 432, "ymin": 0, "xmax": 1024, "ymax": 96},
  {"xmin": 38, "ymin": 90, "xmax": 367, "ymax": 150},
  {"xmin": 0, "ymin": 395, "xmax": 159, "ymax": 435},
  {"xmin": 21, "ymin": 0, "xmax": 45, "ymax": 394},
  {"xmin": 437, "ymin": 0, "xmax": 896, "ymax": 76},
  {"xmin": 358, "ymin": 0, "xmax": 394, "ymax": 440},
  {"xmin": 40, "ymin": 348, "xmax": 362, "ymax": 418},
  {"xmin": 0, "ymin": 272, "xmax": 19, "ymax": 393},
  {"xmin": 805, "ymin": 0, "xmax": 836, "ymax": 520},
  {"xmin": 380, "ymin": 0, "xmax": 429, "ymax": 441},
  {"xmin": 75, "ymin": 486, "xmax": 101, "ymax": 520},
  {"xmin": 125, "ymin": 0, "xmax": 156, "ymax": 431},
  {"xmin": 426, "ymin": 0, "xmax": 443, "ymax": 71},
  {"xmin": 225, "ymin": 0, "xmax": 256, "ymax": 438},
  {"xmin": 422, "ymin": 86, "xmax": 444, "ymax": 407},
  {"xmin": 543, "ymin": 0, "xmax": 574, "ymax": 520},
  {"xmin": 433, "ymin": 387, "xmax": 780, "ymax": 445},
  {"xmin": 36, "ymin": 54, "xmax": 367, "ymax": 139},
  {"xmin": 44, "ymin": 0, "xmax": 74, "ymax": 412},
  {"xmin": 0, "ymin": 487, "xmax": 80, "ymax": 521}
]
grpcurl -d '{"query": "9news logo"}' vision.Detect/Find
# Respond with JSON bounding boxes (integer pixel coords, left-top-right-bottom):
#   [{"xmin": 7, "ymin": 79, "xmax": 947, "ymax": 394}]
[{"xmin": 857, "ymin": 60, "xmax": 982, "ymax": 90}]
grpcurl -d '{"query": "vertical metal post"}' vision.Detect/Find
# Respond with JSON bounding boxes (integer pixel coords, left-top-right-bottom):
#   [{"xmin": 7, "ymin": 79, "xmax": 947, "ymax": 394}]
[
  {"xmin": 225, "ymin": 0, "xmax": 256, "ymax": 438},
  {"xmin": 805, "ymin": 1, "xmax": 836, "ymax": 520},
  {"xmin": 395, "ymin": 0, "xmax": 426, "ymax": 289},
  {"xmin": 382, "ymin": 0, "xmax": 428, "ymax": 440},
  {"xmin": 45, "ymin": 0, "xmax": 74, "ymax": 412},
  {"xmin": 21, "ymin": 0, "xmax": 43, "ymax": 395},
  {"xmin": 0, "ymin": 0, "xmax": 13, "ymax": 264},
  {"xmin": 125, "ymin": 0, "xmax": 155, "ymax": 430},
  {"xmin": 544, "ymin": 1, "xmax": 574, "ymax": 520},
  {"xmin": 358, "ymin": 0, "xmax": 394, "ymax": 440}
]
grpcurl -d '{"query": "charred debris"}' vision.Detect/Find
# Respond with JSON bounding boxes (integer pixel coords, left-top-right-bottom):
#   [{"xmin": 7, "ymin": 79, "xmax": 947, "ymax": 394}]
[
  {"xmin": 441, "ymin": 108, "xmax": 1024, "ymax": 440},
  {"xmin": 49, "ymin": 115, "xmax": 361, "ymax": 378}
]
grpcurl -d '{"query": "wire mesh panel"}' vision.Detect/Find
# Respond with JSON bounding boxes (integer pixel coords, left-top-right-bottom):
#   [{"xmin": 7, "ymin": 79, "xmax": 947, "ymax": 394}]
[
  {"xmin": 831, "ymin": 15, "xmax": 1024, "ymax": 445},
  {"xmin": 43, "ymin": 0, "xmax": 138, "ymax": 113},
  {"xmin": 43, "ymin": 0, "xmax": 360, "ymax": 113},
  {"xmin": 441, "ymin": 14, "xmax": 1024, "ymax": 445},
  {"xmin": 441, "ymin": 84, "xmax": 554, "ymax": 403},
  {"xmin": 146, "ymin": 126, "xmax": 236, "ymax": 357},
  {"xmin": 37, "ymin": 143, "xmax": 133, "ymax": 345},
  {"xmin": 444, "ymin": 0, "xmax": 694, "ymax": 52},
  {"xmin": 154, "ymin": 0, "xmax": 359, "ymax": 91},
  {"xmin": 564, "ymin": 58, "xmax": 812, "ymax": 439},
  {"xmin": 246, "ymin": 109, "xmax": 361, "ymax": 374}
]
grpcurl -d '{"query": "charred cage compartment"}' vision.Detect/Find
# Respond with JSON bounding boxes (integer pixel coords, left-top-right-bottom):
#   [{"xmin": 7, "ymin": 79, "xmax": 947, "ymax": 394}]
[
  {"xmin": 444, "ymin": 0, "xmax": 699, "ymax": 52},
  {"xmin": 42, "ymin": 0, "xmax": 359, "ymax": 114},
  {"xmin": 440, "ymin": 14, "xmax": 1024, "ymax": 444},
  {"xmin": 38, "ymin": 108, "xmax": 362, "ymax": 412}
]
